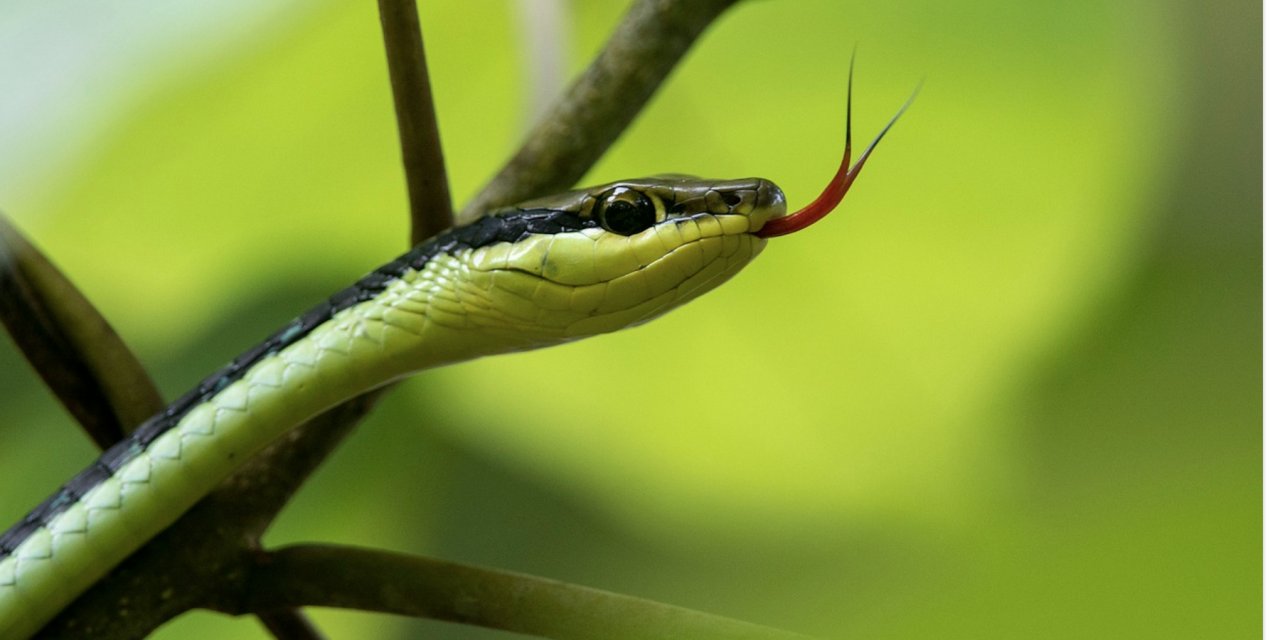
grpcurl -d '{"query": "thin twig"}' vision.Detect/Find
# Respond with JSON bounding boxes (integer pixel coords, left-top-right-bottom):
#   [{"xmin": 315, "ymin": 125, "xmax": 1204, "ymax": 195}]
[
  {"xmin": 459, "ymin": 0, "xmax": 742, "ymax": 222},
  {"xmin": 255, "ymin": 609, "xmax": 326, "ymax": 640},
  {"xmin": 0, "ymin": 213, "xmax": 333, "ymax": 636},
  {"xmin": 377, "ymin": 0, "xmax": 454, "ymax": 244},
  {"xmin": 0, "ymin": 213, "xmax": 163, "ymax": 446},
  {"xmin": 240, "ymin": 545, "xmax": 813, "ymax": 640}
]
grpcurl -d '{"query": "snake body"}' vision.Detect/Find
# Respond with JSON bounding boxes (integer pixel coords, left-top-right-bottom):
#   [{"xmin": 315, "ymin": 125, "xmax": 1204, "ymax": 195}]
[{"xmin": 0, "ymin": 176, "xmax": 787, "ymax": 637}]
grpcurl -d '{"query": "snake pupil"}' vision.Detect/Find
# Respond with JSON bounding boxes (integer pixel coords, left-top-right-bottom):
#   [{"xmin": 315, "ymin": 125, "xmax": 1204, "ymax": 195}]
[{"xmin": 595, "ymin": 187, "xmax": 657, "ymax": 236}]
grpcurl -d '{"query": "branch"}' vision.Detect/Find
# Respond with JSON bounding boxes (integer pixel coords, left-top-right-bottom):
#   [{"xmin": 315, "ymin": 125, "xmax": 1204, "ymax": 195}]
[
  {"xmin": 378, "ymin": 0, "xmax": 454, "ymax": 244},
  {"xmin": 39, "ymin": 392, "xmax": 385, "ymax": 638},
  {"xmin": 0, "ymin": 213, "xmax": 162, "ymax": 447},
  {"xmin": 459, "ymin": 0, "xmax": 742, "ymax": 222},
  {"xmin": 0, "ymin": 212, "xmax": 342, "ymax": 637},
  {"xmin": 240, "ymin": 545, "xmax": 813, "ymax": 640},
  {"xmin": 255, "ymin": 610, "xmax": 324, "ymax": 640}
]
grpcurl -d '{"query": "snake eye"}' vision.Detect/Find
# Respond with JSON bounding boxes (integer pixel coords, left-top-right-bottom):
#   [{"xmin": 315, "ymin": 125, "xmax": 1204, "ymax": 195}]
[{"xmin": 593, "ymin": 187, "xmax": 657, "ymax": 236}]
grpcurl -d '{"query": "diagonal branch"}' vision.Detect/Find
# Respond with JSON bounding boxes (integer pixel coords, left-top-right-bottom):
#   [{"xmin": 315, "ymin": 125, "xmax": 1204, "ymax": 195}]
[
  {"xmin": 459, "ymin": 0, "xmax": 742, "ymax": 222},
  {"xmin": 240, "ymin": 544, "xmax": 814, "ymax": 640},
  {"xmin": 254, "ymin": 610, "xmax": 324, "ymax": 640},
  {"xmin": 0, "ymin": 213, "xmax": 346, "ymax": 637},
  {"xmin": 0, "ymin": 214, "xmax": 163, "ymax": 447}
]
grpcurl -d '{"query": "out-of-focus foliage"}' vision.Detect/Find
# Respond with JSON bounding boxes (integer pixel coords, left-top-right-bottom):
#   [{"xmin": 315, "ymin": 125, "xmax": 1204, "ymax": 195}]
[{"xmin": 0, "ymin": 1, "xmax": 1257, "ymax": 638}]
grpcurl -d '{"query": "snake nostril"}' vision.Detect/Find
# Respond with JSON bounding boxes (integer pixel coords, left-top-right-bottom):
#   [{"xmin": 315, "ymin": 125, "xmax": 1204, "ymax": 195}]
[{"xmin": 723, "ymin": 193, "xmax": 742, "ymax": 207}]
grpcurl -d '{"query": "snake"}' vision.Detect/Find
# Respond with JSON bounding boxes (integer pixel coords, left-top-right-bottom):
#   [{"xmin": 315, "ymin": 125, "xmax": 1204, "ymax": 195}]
[{"xmin": 0, "ymin": 75, "xmax": 912, "ymax": 637}]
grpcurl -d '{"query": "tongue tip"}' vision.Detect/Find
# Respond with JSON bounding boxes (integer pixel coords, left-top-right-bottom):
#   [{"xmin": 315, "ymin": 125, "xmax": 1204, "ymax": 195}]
[{"xmin": 758, "ymin": 76, "xmax": 917, "ymax": 240}]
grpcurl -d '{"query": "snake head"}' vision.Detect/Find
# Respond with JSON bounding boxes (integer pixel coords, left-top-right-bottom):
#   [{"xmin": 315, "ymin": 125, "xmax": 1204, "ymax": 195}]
[
  {"xmin": 479, "ymin": 176, "xmax": 785, "ymax": 336},
  {"xmin": 396, "ymin": 176, "xmax": 785, "ymax": 355}
]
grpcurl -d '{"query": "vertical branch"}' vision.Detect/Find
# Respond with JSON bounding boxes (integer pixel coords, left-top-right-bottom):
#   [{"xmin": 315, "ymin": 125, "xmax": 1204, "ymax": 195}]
[
  {"xmin": 377, "ymin": 0, "xmax": 454, "ymax": 244},
  {"xmin": 460, "ymin": 0, "xmax": 741, "ymax": 222}
]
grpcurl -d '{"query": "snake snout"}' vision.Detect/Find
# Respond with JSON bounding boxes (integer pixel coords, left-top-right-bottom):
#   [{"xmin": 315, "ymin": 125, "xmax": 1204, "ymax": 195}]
[{"xmin": 745, "ymin": 179, "xmax": 787, "ymax": 232}]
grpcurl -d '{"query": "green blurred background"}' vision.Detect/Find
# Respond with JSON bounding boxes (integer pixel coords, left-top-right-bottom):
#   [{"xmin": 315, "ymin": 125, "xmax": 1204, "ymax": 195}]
[{"xmin": 0, "ymin": 0, "xmax": 1258, "ymax": 638}]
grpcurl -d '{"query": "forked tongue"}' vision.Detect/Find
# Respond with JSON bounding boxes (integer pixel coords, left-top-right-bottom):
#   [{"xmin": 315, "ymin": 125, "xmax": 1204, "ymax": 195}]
[{"xmin": 756, "ymin": 70, "xmax": 918, "ymax": 238}]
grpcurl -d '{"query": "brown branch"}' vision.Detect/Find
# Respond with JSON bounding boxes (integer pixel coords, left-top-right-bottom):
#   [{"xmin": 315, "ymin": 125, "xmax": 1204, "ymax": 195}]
[
  {"xmin": 0, "ymin": 212, "xmax": 341, "ymax": 636},
  {"xmin": 39, "ymin": 392, "xmax": 385, "ymax": 638},
  {"xmin": 239, "ymin": 545, "xmax": 813, "ymax": 640},
  {"xmin": 459, "ymin": 0, "xmax": 742, "ymax": 222},
  {"xmin": 0, "ymin": 213, "xmax": 162, "ymax": 447},
  {"xmin": 378, "ymin": 0, "xmax": 454, "ymax": 244},
  {"xmin": 255, "ymin": 609, "xmax": 325, "ymax": 640}
]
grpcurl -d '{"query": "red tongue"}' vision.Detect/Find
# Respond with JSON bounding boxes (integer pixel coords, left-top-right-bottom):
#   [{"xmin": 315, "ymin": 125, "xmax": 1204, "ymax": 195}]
[{"xmin": 756, "ymin": 73, "xmax": 918, "ymax": 238}]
